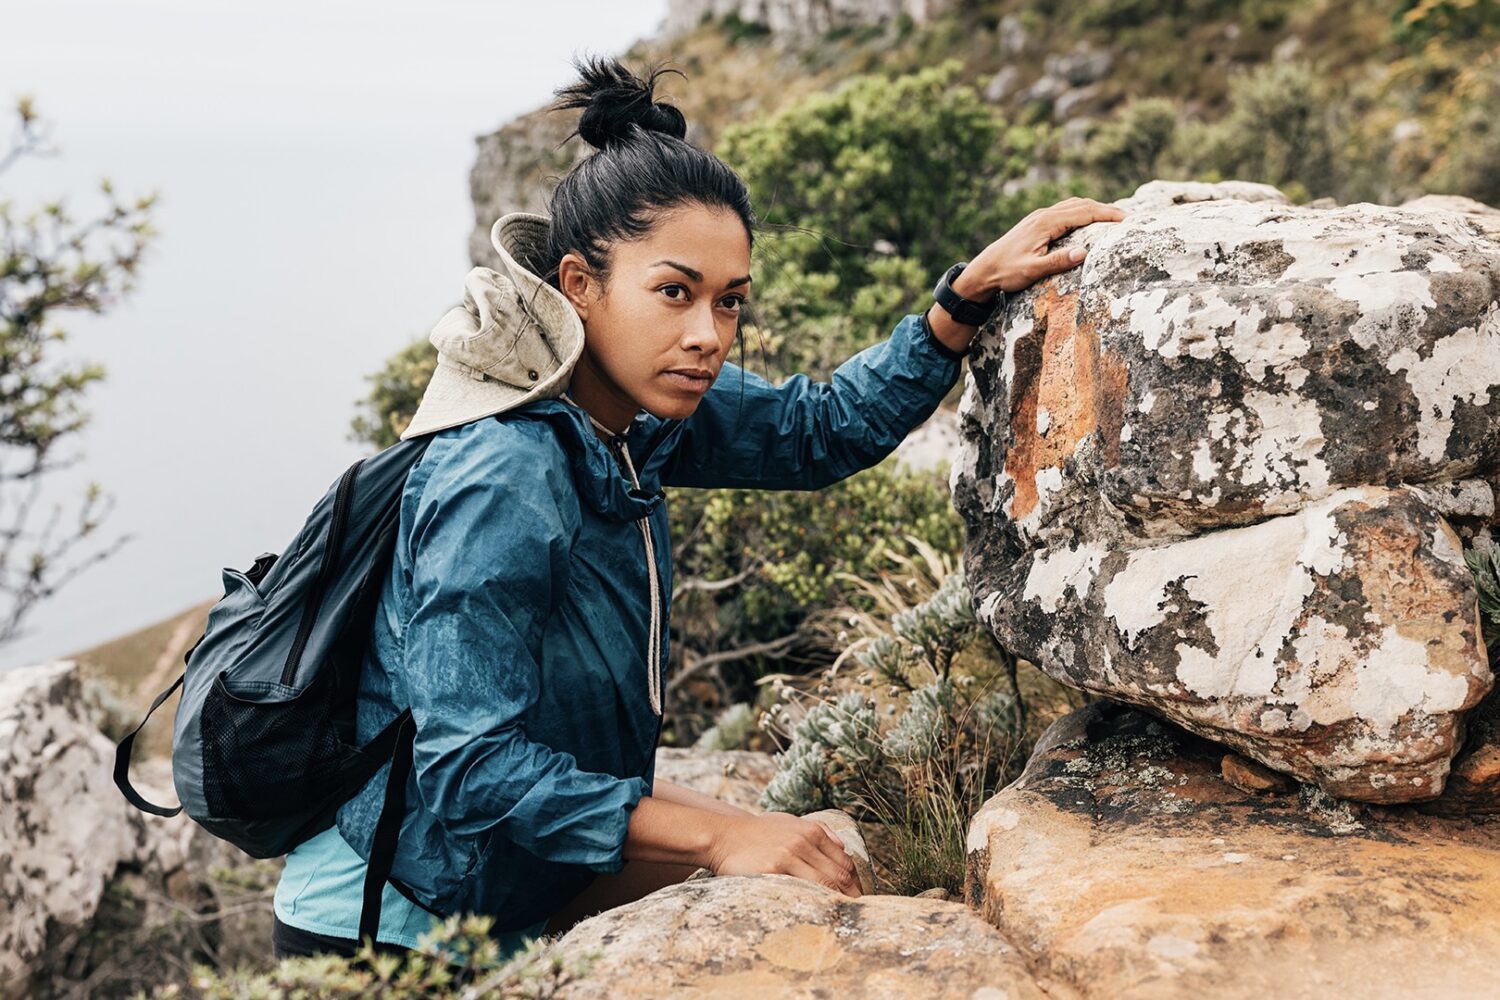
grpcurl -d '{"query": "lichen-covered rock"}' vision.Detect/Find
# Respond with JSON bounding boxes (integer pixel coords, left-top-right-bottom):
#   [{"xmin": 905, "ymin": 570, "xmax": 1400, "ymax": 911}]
[
  {"xmin": 1, "ymin": 661, "xmax": 149, "ymax": 991},
  {"xmin": 548, "ymin": 874, "xmax": 1058, "ymax": 998},
  {"xmin": 953, "ymin": 180, "xmax": 1500, "ymax": 803},
  {"xmin": 0, "ymin": 660, "xmax": 271, "ymax": 998},
  {"xmin": 963, "ymin": 701, "xmax": 1500, "ymax": 998}
]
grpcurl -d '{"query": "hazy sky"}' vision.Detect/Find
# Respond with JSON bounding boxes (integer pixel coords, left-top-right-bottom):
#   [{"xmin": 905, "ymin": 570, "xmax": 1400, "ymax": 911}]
[{"xmin": 0, "ymin": 0, "xmax": 670, "ymax": 669}]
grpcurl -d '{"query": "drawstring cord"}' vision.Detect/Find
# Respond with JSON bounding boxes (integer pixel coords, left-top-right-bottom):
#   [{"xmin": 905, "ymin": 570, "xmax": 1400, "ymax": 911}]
[{"xmin": 561, "ymin": 394, "xmax": 663, "ymax": 717}]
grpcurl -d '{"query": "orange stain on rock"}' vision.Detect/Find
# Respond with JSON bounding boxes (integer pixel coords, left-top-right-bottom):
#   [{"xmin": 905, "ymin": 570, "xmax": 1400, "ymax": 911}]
[{"xmin": 1005, "ymin": 284, "xmax": 1123, "ymax": 520}]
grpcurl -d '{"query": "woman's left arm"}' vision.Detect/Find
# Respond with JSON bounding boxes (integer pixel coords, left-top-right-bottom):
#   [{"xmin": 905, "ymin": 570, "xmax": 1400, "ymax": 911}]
[
  {"xmin": 656, "ymin": 197, "xmax": 1126, "ymax": 492},
  {"xmin": 650, "ymin": 778, "xmax": 755, "ymax": 818}
]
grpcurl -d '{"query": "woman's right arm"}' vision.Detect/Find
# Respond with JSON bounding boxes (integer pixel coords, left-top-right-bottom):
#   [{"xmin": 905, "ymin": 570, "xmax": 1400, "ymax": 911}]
[{"xmin": 623, "ymin": 797, "xmax": 864, "ymax": 896}]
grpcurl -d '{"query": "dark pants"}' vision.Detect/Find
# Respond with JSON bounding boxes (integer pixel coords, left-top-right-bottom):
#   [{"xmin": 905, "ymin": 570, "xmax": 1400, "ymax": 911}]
[{"xmin": 272, "ymin": 915, "xmax": 414, "ymax": 961}]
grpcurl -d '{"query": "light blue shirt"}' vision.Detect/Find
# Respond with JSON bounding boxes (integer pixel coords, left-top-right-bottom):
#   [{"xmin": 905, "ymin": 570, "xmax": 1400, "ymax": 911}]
[{"xmin": 274, "ymin": 824, "xmax": 547, "ymax": 952}]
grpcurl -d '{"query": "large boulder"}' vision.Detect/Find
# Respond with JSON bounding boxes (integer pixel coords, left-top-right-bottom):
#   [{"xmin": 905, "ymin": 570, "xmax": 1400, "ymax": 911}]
[
  {"xmin": 964, "ymin": 701, "xmax": 1500, "ymax": 998},
  {"xmin": 0, "ymin": 661, "xmax": 272, "ymax": 999},
  {"xmin": 952, "ymin": 180, "xmax": 1500, "ymax": 803}
]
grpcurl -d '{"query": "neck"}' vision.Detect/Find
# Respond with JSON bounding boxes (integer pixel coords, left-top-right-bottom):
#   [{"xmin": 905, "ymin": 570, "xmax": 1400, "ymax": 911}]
[{"xmin": 566, "ymin": 350, "xmax": 640, "ymax": 438}]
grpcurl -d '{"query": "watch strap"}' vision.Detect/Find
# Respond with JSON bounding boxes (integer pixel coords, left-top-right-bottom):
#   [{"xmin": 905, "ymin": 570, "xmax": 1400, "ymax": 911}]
[{"xmin": 933, "ymin": 261, "xmax": 1003, "ymax": 326}]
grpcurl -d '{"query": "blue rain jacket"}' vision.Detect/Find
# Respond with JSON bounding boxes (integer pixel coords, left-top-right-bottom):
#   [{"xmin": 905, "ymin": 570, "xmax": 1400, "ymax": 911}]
[{"xmin": 329, "ymin": 309, "xmax": 963, "ymax": 931}]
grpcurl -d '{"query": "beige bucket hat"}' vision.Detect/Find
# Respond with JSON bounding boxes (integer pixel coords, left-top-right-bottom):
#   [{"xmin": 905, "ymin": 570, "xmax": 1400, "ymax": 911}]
[{"xmin": 399, "ymin": 212, "xmax": 585, "ymax": 440}]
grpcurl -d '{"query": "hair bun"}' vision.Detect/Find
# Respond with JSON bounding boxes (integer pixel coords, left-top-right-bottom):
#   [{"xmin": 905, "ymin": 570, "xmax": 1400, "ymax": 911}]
[{"xmin": 551, "ymin": 55, "xmax": 687, "ymax": 150}]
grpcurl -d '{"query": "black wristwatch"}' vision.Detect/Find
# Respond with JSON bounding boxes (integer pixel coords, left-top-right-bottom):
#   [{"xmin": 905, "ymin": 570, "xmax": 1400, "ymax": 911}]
[{"xmin": 933, "ymin": 261, "xmax": 1004, "ymax": 327}]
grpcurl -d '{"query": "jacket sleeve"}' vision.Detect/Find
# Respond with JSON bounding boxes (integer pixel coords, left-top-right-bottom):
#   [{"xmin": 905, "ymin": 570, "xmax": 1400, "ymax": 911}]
[
  {"xmin": 657, "ymin": 310, "xmax": 964, "ymax": 491},
  {"xmin": 400, "ymin": 421, "xmax": 648, "ymax": 874}
]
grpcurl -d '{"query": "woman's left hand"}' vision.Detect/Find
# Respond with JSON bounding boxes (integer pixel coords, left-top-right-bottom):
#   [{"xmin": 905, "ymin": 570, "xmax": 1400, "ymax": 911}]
[
  {"xmin": 925, "ymin": 196, "xmax": 1126, "ymax": 354},
  {"xmin": 963, "ymin": 196, "xmax": 1127, "ymax": 296}
]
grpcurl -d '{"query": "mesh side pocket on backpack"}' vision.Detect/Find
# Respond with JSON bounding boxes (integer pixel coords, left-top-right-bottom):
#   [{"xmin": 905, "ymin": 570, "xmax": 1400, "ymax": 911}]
[{"xmin": 200, "ymin": 671, "xmax": 359, "ymax": 822}]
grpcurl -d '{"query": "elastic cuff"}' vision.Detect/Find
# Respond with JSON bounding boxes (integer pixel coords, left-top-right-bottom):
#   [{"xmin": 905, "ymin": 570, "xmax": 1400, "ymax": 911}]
[{"xmin": 918, "ymin": 310, "xmax": 970, "ymax": 361}]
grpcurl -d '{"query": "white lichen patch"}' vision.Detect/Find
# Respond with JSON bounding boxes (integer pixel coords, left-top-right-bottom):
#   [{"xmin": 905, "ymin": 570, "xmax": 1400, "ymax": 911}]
[
  {"xmin": 1387, "ymin": 304, "xmax": 1500, "ymax": 464},
  {"xmin": 1023, "ymin": 543, "xmax": 1109, "ymax": 613},
  {"xmin": 1237, "ymin": 389, "xmax": 1331, "ymax": 503},
  {"xmin": 1102, "ymin": 491, "xmax": 1365, "ymax": 702},
  {"xmin": 1348, "ymin": 625, "xmax": 1473, "ymax": 732},
  {"xmin": 1000, "ymin": 311, "xmax": 1035, "ymax": 385},
  {"xmin": 1191, "ymin": 440, "xmax": 1216, "ymax": 483}
]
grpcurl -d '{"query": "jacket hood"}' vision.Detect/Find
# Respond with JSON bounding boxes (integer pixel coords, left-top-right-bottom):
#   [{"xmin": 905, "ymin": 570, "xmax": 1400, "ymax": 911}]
[{"xmin": 399, "ymin": 213, "xmax": 586, "ymax": 441}]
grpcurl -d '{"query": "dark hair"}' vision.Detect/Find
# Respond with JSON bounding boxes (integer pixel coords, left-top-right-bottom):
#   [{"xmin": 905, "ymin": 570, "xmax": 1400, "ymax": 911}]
[{"xmin": 542, "ymin": 55, "xmax": 757, "ymax": 296}]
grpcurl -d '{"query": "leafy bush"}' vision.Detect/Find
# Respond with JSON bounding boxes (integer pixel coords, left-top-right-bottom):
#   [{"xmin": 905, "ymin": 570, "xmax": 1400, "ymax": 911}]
[
  {"xmin": 1392, "ymin": 0, "xmax": 1500, "ymax": 46},
  {"xmin": 1075, "ymin": 97, "xmax": 1181, "ymax": 200},
  {"xmin": 692, "ymin": 702, "xmax": 759, "ymax": 751},
  {"xmin": 719, "ymin": 60, "xmax": 1081, "ymax": 380},
  {"xmin": 1174, "ymin": 60, "xmax": 1338, "ymax": 202},
  {"xmin": 665, "ymin": 457, "xmax": 963, "ymax": 743},
  {"xmin": 349, "ymin": 335, "xmax": 437, "ymax": 449}
]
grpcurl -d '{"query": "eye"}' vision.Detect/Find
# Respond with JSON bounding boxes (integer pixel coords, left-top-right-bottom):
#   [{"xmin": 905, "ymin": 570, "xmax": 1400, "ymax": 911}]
[
  {"xmin": 660, "ymin": 283, "xmax": 689, "ymax": 301},
  {"xmin": 720, "ymin": 295, "xmax": 746, "ymax": 311}
]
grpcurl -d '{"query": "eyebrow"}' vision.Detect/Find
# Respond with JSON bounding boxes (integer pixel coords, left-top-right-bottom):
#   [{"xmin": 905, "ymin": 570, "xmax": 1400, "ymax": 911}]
[{"xmin": 651, "ymin": 259, "xmax": 752, "ymax": 288}]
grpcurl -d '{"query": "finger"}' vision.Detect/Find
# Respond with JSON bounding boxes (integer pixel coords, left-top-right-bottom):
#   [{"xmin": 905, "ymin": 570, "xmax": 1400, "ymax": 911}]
[
  {"xmin": 789, "ymin": 855, "xmax": 858, "ymax": 897},
  {"xmin": 809, "ymin": 823, "xmax": 861, "ymax": 885},
  {"xmin": 1036, "ymin": 244, "xmax": 1090, "ymax": 276},
  {"xmin": 1042, "ymin": 202, "xmax": 1127, "ymax": 239}
]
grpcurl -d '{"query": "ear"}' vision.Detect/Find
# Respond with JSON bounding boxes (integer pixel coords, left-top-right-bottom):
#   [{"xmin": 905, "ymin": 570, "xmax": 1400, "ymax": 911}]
[{"xmin": 557, "ymin": 252, "xmax": 596, "ymax": 321}]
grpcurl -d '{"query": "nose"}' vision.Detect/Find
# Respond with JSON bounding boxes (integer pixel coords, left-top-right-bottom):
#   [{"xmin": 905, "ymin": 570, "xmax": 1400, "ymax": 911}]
[{"xmin": 681, "ymin": 302, "xmax": 723, "ymax": 356}]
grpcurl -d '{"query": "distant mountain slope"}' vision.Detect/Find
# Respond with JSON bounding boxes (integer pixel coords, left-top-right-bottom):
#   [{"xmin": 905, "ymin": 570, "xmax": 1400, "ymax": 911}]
[{"xmin": 68, "ymin": 598, "xmax": 212, "ymax": 757}]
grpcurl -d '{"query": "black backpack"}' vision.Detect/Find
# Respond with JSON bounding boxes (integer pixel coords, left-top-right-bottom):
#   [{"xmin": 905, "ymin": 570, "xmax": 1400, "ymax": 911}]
[{"xmin": 114, "ymin": 434, "xmax": 434, "ymax": 942}]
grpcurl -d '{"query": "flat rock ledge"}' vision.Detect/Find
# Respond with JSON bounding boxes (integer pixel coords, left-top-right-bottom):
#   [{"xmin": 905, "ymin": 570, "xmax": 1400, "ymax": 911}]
[
  {"xmin": 965, "ymin": 701, "xmax": 1500, "ymax": 998},
  {"xmin": 548, "ymin": 874, "xmax": 1061, "ymax": 999}
]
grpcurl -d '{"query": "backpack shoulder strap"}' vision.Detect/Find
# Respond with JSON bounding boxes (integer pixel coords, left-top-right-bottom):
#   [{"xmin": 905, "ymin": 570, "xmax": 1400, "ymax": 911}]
[
  {"xmin": 359, "ymin": 708, "xmax": 416, "ymax": 945},
  {"xmin": 113, "ymin": 671, "xmax": 186, "ymax": 817}
]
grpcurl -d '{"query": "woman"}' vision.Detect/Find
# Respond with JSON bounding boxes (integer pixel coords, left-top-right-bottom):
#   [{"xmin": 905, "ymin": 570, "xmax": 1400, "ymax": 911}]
[{"xmin": 270, "ymin": 55, "xmax": 1124, "ymax": 961}]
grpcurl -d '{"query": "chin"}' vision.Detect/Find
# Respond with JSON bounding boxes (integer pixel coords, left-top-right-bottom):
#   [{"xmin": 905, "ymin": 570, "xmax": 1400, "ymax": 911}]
[{"xmin": 643, "ymin": 393, "xmax": 705, "ymax": 422}]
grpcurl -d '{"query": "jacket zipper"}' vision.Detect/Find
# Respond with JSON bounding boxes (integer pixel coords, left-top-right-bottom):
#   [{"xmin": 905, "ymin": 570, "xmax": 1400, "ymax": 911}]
[
  {"xmin": 605, "ymin": 435, "xmax": 664, "ymax": 718},
  {"xmin": 281, "ymin": 457, "xmax": 363, "ymax": 686}
]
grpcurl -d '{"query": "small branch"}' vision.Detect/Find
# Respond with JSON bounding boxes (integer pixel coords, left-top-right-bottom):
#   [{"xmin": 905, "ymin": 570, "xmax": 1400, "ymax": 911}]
[
  {"xmin": 671, "ymin": 561, "xmax": 762, "ymax": 602},
  {"xmin": 668, "ymin": 632, "xmax": 801, "ymax": 695}
]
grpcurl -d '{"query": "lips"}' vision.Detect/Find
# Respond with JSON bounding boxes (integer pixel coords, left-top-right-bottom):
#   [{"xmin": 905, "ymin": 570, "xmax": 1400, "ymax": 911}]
[{"xmin": 663, "ymin": 368, "xmax": 715, "ymax": 393}]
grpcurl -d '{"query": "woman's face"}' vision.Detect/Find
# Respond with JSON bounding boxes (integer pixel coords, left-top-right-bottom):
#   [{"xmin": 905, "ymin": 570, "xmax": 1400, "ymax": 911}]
[{"xmin": 558, "ymin": 202, "xmax": 751, "ymax": 430}]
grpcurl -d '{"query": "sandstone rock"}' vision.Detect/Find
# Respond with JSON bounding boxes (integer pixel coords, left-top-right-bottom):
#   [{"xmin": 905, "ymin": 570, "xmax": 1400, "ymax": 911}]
[
  {"xmin": 1400, "ymin": 194, "xmax": 1500, "ymax": 241},
  {"xmin": 800, "ymin": 808, "xmax": 877, "ymax": 894},
  {"xmin": 1046, "ymin": 43, "xmax": 1113, "ymax": 87},
  {"xmin": 964, "ymin": 701, "xmax": 1500, "ymax": 998},
  {"xmin": 1423, "ymin": 684, "xmax": 1500, "ymax": 815},
  {"xmin": 1, "ymin": 662, "xmax": 151, "ymax": 990},
  {"xmin": 952, "ymin": 180, "xmax": 1500, "ymax": 803},
  {"xmin": 1220, "ymin": 753, "xmax": 1295, "ymax": 794},
  {"xmin": 549, "ymin": 874, "xmax": 1057, "ymax": 998}
]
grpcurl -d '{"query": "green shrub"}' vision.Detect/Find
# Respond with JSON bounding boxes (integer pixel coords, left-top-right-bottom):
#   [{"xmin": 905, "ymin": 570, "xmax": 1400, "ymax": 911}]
[
  {"xmin": 1172, "ymin": 60, "xmax": 1338, "ymax": 201},
  {"xmin": 1076, "ymin": 97, "xmax": 1181, "ymax": 200},
  {"xmin": 1466, "ymin": 538, "xmax": 1500, "ymax": 655},
  {"xmin": 669, "ymin": 456, "xmax": 962, "ymax": 662},
  {"xmin": 720, "ymin": 60, "xmax": 1081, "ymax": 380},
  {"xmin": 349, "ymin": 335, "xmax": 437, "ymax": 450},
  {"xmin": 693, "ymin": 702, "xmax": 759, "ymax": 751}
]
